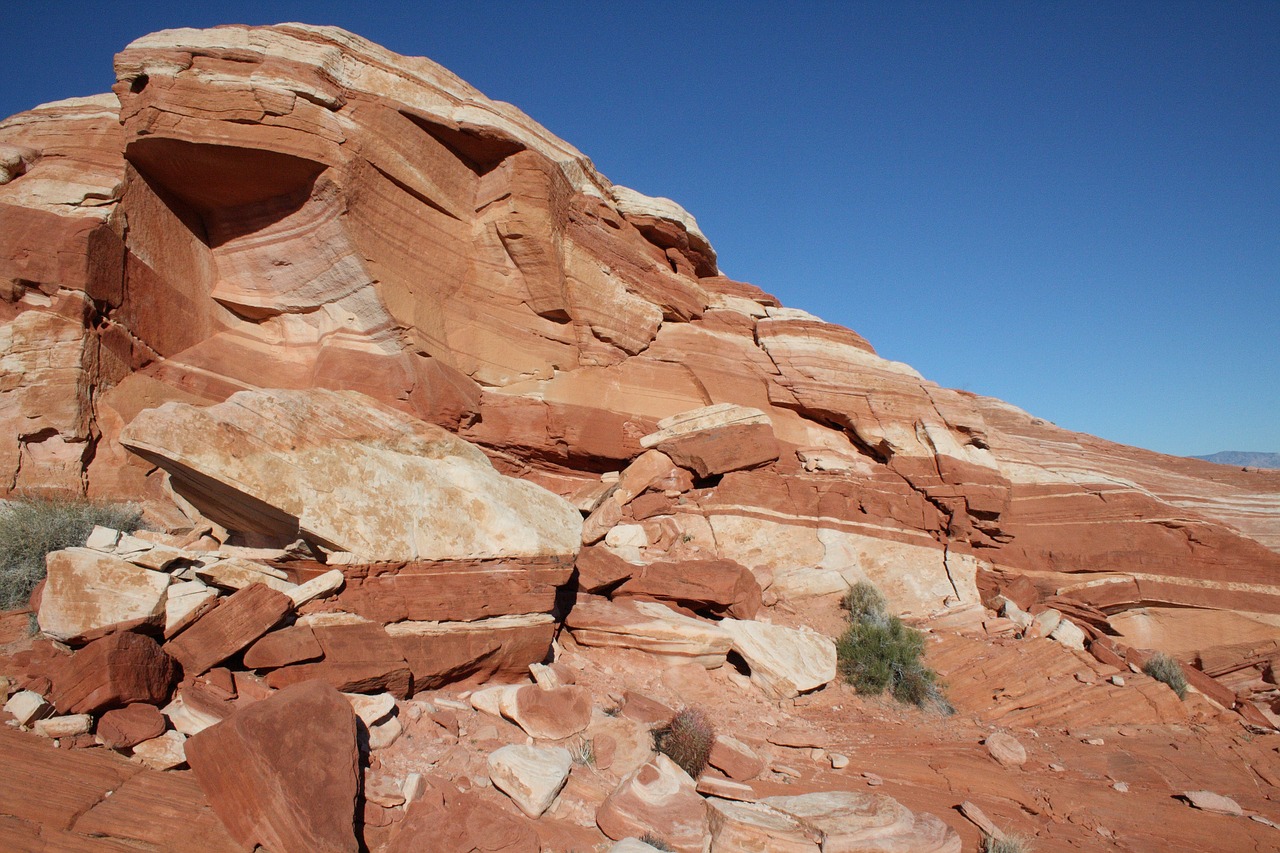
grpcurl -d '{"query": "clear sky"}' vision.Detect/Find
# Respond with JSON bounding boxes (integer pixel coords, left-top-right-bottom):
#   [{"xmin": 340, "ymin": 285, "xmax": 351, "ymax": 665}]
[{"xmin": 3, "ymin": 2, "xmax": 1277, "ymax": 457}]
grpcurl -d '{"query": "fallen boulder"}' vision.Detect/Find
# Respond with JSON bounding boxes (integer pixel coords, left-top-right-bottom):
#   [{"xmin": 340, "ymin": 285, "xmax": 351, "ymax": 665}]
[
  {"xmin": 121, "ymin": 388, "xmax": 583, "ymax": 562},
  {"xmin": 186, "ymin": 680, "xmax": 360, "ymax": 853}
]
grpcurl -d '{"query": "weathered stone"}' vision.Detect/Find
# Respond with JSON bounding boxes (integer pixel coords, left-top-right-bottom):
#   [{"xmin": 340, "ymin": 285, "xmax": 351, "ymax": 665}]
[
  {"xmin": 243, "ymin": 624, "xmax": 325, "ymax": 669},
  {"xmin": 186, "ymin": 681, "xmax": 360, "ymax": 853},
  {"xmin": 343, "ymin": 692, "xmax": 396, "ymax": 727},
  {"xmin": 709, "ymin": 735, "xmax": 765, "ymax": 781},
  {"xmin": 4, "ymin": 689, "xmax": 53, "ymax": 726},
  {"xmin": 194, "ymin": 558, "xmax": 296, "ymax": 594},
  {"xmin": 1182, "ymin": 790, "xmax": 1244, "ymax": 817},
  {"xmin": 287, "ymin": 569, "xmax": 345, "ymax": 606},
  {"xmin": 706, "ymin": 796, "xmax": 821, "ymax": 852},
  {"xmin": 37, "ymin": 548, "xmax": 169, "ymax": 644},
  {"xmin": 131, "ymin": 730, "xmax": 188, "ymax": 771},
  {"xmin": 97, "ymin": 703, "xmax": 166, "ymax": 749},
  {"xmin": 566, "ymin": 596, "xmax": 731, "ymax": 667},
  {"xmin": 163, "ymin": 579, "xmax": 219, "ymax": 638},
  {"xmin": 985, "ymin": 730, "xmax": 1028, "ymax": 768},
  {"xmin": 387, "ymin": 613, "xmax": 554, "ymax": 690},
  {"xmin": 264, "ymin": 622, "xmax": 411, "ymax": 698},
  {"xmin": 615, "ymin": 558, "xmax": 762, "ymax": 618},
  {"xmin": 121, "ymin": 389, "xmax": 583, "ymax": 562},
  {"xmin": 762, "ymin": 791, "xmax": 960, "ymax": 853},
  {"xmin": 487, "ymin": 744, "xmax": 572, "ymax": 817},
  {"xmin": 498, "ymin": 684, "xmax": 592, "ymax": 740},
  {"xmin": 34, "ymin": 713, "xmax": 93, "ymax": 738},
  {"xmin": 718, "ymin": 619, "xmax": 837, "ymax": 699},
  {"xmin": 597, "ymin": 754, "xmax": 711, "ymax": 853},
  {"xmin": 164, "ymin": 583, "xmax": 292, "ymax": 676},
  {"xmin": 48, "ymin": 631, "xmax": 177, "ymax": 714}
]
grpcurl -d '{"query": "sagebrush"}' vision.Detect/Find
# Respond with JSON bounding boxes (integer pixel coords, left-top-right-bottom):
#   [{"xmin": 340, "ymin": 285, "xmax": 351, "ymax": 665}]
[
  {"xmin": 837, "ymin": 580, "xmax": 952, "ymax": 712},
  {"xmin": 0, "ymin": 496, "xmax": 141, "ymax": 611},
  {"xmin": 1142, "ymin": 651, "xmax": 1189, "ymax": 700},
  {"xmin": 653, "ymin": 706, "xmax": 715, "ymax": 778}
]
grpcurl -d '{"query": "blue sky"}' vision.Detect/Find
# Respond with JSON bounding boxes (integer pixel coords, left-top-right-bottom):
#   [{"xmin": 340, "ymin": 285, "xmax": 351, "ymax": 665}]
[{"xmin": 3, "ymin": 2, "xmax": 1277, "ymax": 456}]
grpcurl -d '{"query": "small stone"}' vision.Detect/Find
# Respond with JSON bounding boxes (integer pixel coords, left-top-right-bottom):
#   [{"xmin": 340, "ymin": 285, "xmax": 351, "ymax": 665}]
[
  {"xmin": 33, "ymin": 713, "xmax": 93, "ymax": 738},
  {"xmin": 4, "ymin": 690, "xmax": 53, "ymax": 726},
  {"xmin": 985, "ymin": 730, "xmax": 1027, "ymax": 767},
  {"xmin": 830, "ymin": 753, "xmax": 849, "ymax": 770},
  {"xmin": 286, "ymin": 569, "xmax": 345, "ymax": 606},
  {"xmin": 131, "ymin": 730, "xmax": 188, "ymax": 770},
  {"xmin": 862, "ymin": 772, "xmax": 883, "ymax": 786},
  {"xmin": 344, "ymin": 692, "xmax": 396, "ymax": 727},
  {"xmin": 1083, "ymin": 737, "xmax": 1105, "ymax": 746},
  {"xmin": 1182, "ymin": 790, "xmax": 1244, "ymax": 817},
  {"xmin": 367, "ymin": 715, "xmax": 403, "ymax": 750},
  {"xmin": 1049, "ymin": 763, "xmax": 1065, "ymax": 772},
  {"xmin": 403, "ymin": 772, "xmax": 427, "ymax": 803},
  {"xmin": 97, "ymin": 703, "xmax": 166, "ymax": 749},
  {"xmin": 1113, "ymin": 781, "xmax": 1129, "ymax": 792},
  {"xmin": 1111, "ymin": 675, "xmax": 1126, "ymax": 686},
  {"xmin": 487, "ymin": 744, "xmax": 572, "ymax": 818}
]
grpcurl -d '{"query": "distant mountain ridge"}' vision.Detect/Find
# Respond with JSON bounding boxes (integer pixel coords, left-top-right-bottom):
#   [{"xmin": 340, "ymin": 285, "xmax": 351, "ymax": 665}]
[{"xmin": 1193, "ymin": 451, "xmax": 1280, "ymax": 469}]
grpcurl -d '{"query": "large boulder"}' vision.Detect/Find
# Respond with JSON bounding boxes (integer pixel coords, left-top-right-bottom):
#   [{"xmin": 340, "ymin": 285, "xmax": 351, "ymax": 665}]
[
  {"xmin": 120, "ymin": 388, "xmax": 583, "ymax": 562},
  {"xmin": 186, "ymin": 680, "xmax": 360, "ymax": 853}
]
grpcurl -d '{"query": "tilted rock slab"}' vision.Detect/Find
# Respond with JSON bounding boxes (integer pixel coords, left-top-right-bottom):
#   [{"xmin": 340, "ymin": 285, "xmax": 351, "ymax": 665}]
[
  {"xmin": 120, "ymin": 388, "xmax": 583, "ymax": 562},
  {"xmin": 719, "ymin": 619, "xmax": 837, "ymax": 699},
  {"xmin": 187, "ymin": 680, "xmax": 360, "ymax": 853}
]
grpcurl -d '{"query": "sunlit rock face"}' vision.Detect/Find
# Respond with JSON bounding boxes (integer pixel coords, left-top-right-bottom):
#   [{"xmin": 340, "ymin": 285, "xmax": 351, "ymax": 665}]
[{"xmin": 0, "ymin": 22, "xmax": 1276, "ymax": 636}]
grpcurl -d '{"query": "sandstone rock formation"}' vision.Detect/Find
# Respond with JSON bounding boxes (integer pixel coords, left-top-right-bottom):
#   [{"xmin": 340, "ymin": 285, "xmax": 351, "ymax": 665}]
[{"xmin": 0, "ymin": 22, "xmax": 1278, "ymax": 853}]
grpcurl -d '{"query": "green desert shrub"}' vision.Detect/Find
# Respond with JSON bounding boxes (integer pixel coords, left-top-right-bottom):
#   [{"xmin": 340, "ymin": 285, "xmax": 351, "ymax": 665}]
[
  {"xmin": 0, "ymin": 496, "xmax": 141, "ymax": 611},
  {"xmin": 653, "ymin": 706, "xmax": 715, "ymax": 778},
  {"xmin": 1142, "ymin": 651, "xmax": 1189, "ymax": 700},
  {"xmin": 638, "ymin": 836, "xmax": 675, "ymax": 852},
  {"xmin": 837, "ymin": 581, "xmax": 952, "ymax": 712}
]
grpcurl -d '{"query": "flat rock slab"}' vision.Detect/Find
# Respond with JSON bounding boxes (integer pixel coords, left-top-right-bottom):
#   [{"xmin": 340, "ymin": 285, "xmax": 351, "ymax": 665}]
[
  {"xmin": 187, "ymin": 680, "xmax": 360, "ymax": 853},
  {"xmin": 49, "ymin": 631, "xmax": 177, "ymax": 714},
  {"xmin": 706, "ymin": 796, "xmax": 822, "ymax": 852},
  {"xmin": 615, "ymin": 558, "xmax": 762, "ymax": 619},
  {"xmin": 761, "ymin": 791, "xmax": 961, "ymax": 853},
  {"xmin": 37, "ymin": 548, "xmax": 169, "ymax": 644},
  {"xmin": 165, "ymin": 583, "xmax": 292, "ymax": 676}
]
